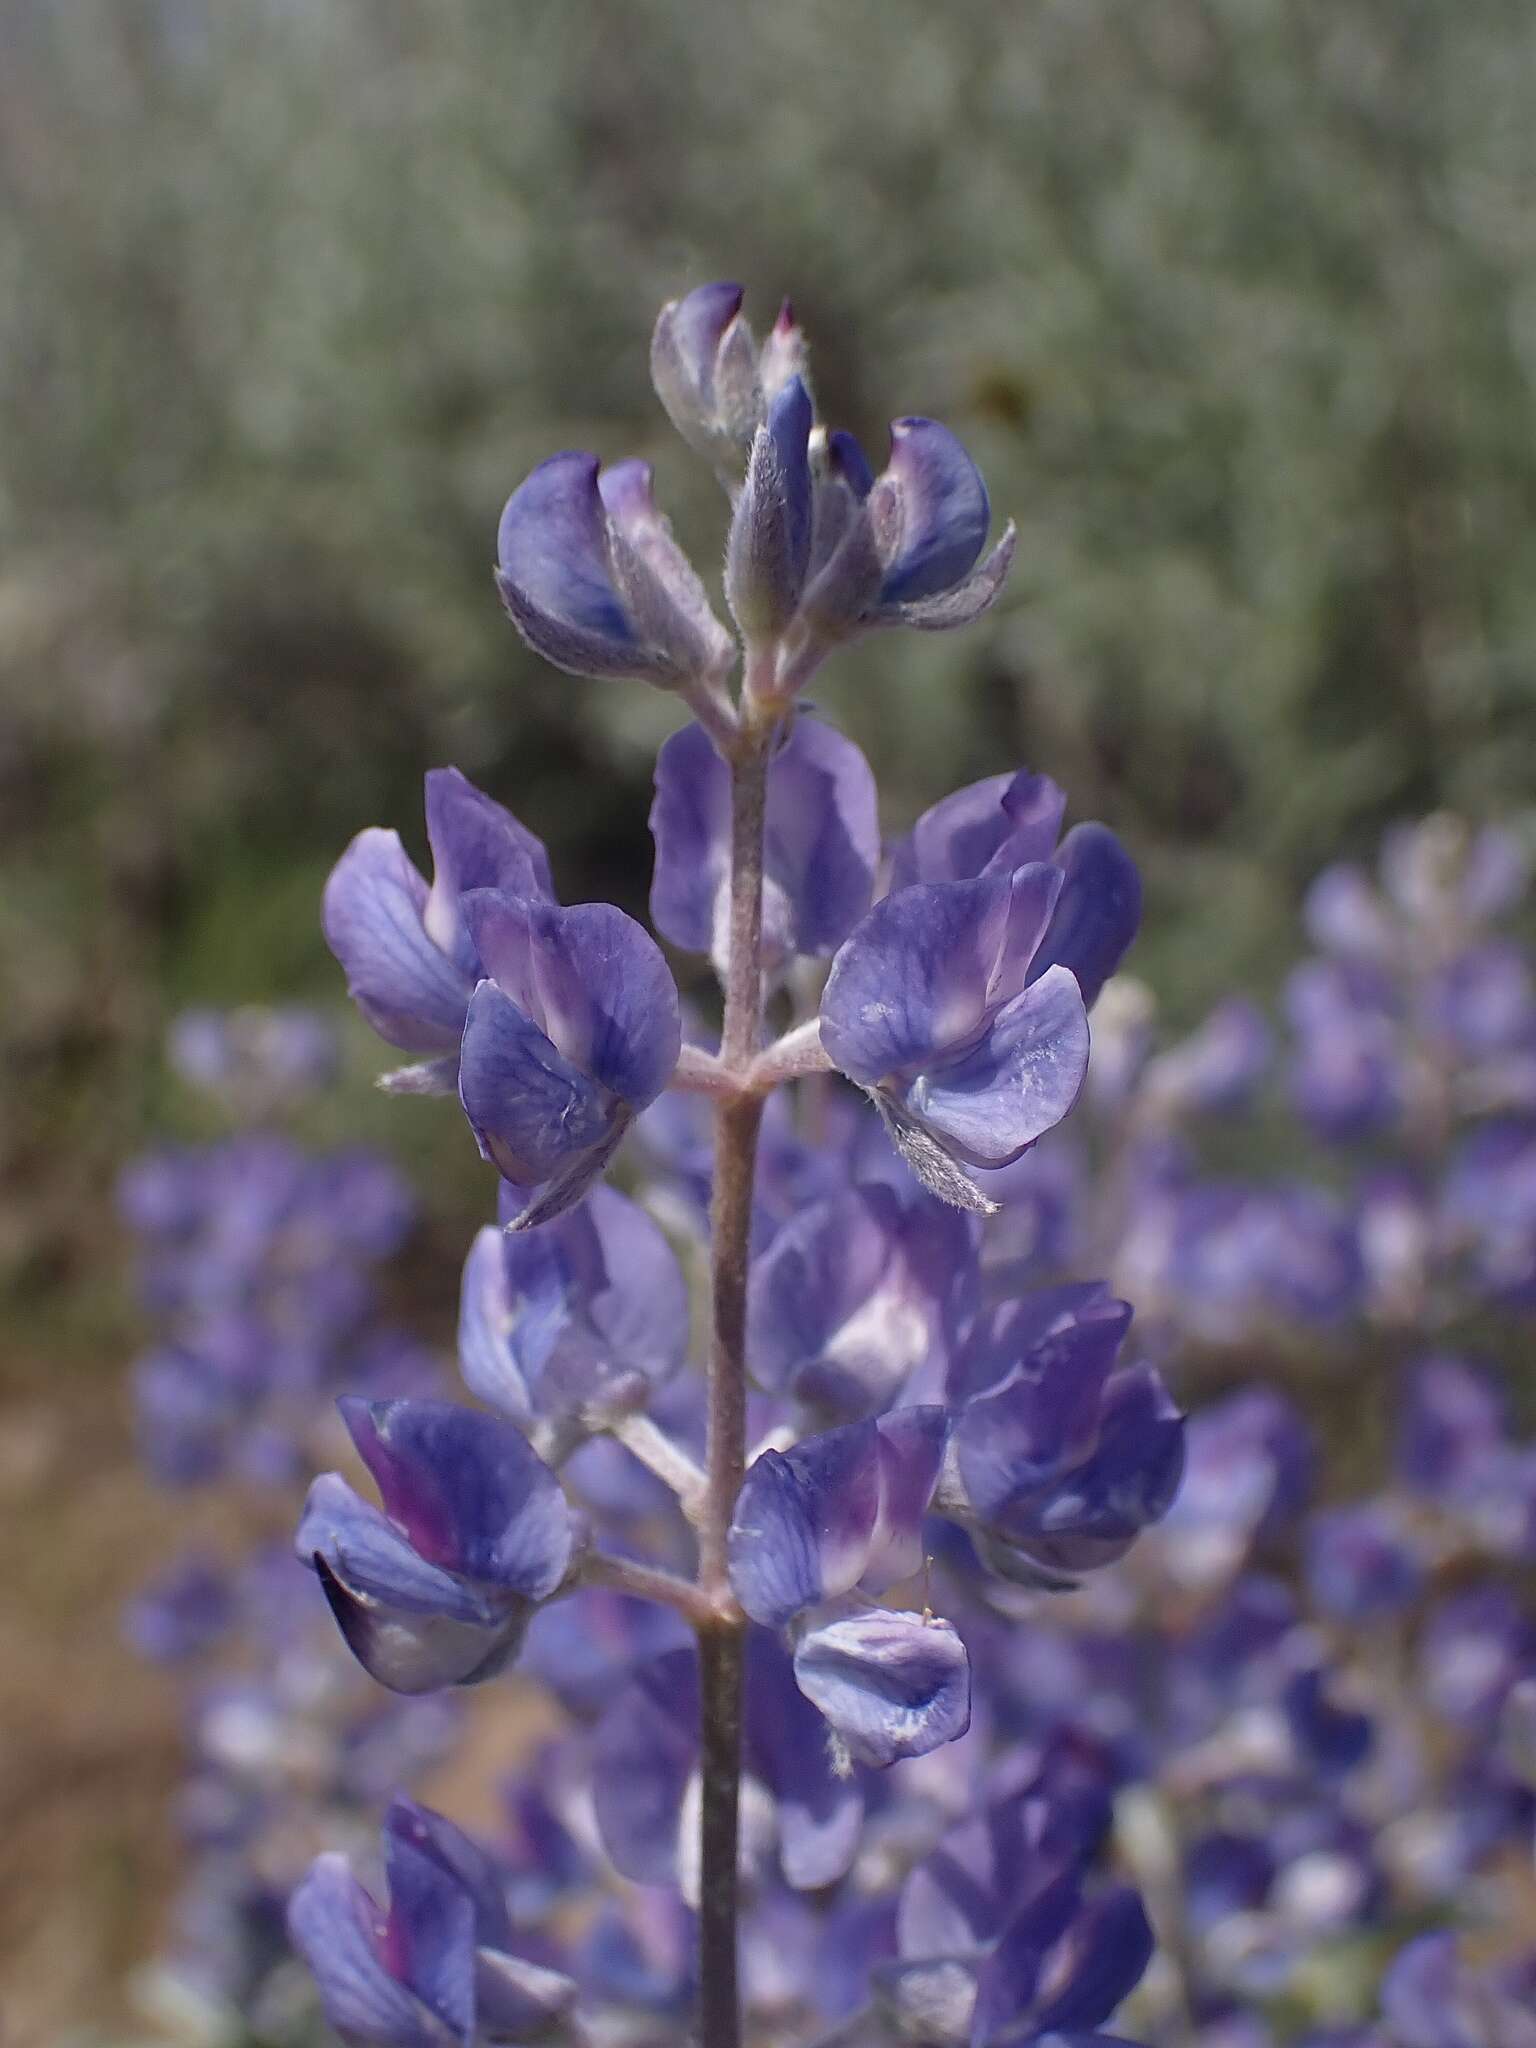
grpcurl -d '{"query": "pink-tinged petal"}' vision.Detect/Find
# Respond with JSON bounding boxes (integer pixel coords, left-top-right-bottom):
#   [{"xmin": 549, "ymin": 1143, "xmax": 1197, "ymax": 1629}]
[
  {"xmin": 338, "ymin": 1397, "xmax": 573, "ymax": 1599},
  {"xmin": 287, "ymin": 1854, "xmax": 444, "ymax": 2048}
]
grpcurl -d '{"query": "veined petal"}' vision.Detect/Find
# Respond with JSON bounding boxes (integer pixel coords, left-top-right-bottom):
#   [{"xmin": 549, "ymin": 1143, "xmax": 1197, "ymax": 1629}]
[
  {"xmin": 820, "ymin": 874, "xmax": 1025, "ymax": 1087},
  {"xmin": 457, "ymin": 980, "xmax": 617, "ymax": 1188},
  {"xmin": 323, "ymin": 829, "xmax": 473, "ymax": 1053},
  {"xmin": 288, "ymin": 1854, "xmax": 445, "ymax": 2048},
  {"xmin": 905, "ymin": 965, "xmax": 1089, "ymax": 1169},
  {"xmin": 794, "ymin": 1608, "xmax": 971, "ymax": 1767},
  {"xmin": 890, "ymin": 769, "xmax": 1065, "ymax": 893},
  {"xmin": 377, "ymin": 1830, "xmax": 478, "ymax": 2043},
  {"xmin": 339, "ymin": 1397, "xmax": 574, "ymax": 1599},
  {"xmin": 298, "ymin": 1473, "xmax": 501, "ymax": 1625},
  {"xmin": 462, "ymin": 895, "xmax": 681, "ymax": 1108},
  {"xmin": 728, "ymin": 1421, "xmax": 883, "ymax": 1627}
]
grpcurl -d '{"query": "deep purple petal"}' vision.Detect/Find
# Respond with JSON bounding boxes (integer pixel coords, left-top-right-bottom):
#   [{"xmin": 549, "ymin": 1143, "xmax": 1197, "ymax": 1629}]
[
  {"xmin": 905, "ymin": 966, "xmax": 1090, "ymax": 1169},
  {"xmin": 323, "ymin": 829, "xmax": 473, "ymax": 1053},
  {"xmin": 384, "ymin": 1798, "xmax": 511, "ymax": 1954},
  {"xmin": 288, "ymin": 1854, "xmax": 441, "ymax": 2048},
  {"xmin": 298, "ymin": 1473, "xmax": 500, "ymax": 1624},
  {"xmin": 726, "ymin": 374, "xmax": 814, "ymax": 638},
  {"xmin": 728, "ymin": 1421, "xmax": 883, "ymax": 1626},
  {"xmin": 339, "ymin": 1397, "xmax": 573, "ymax": 1598},
  {"xmin": 951, "ymin": 1283, "xmax": 1132, "ymax": 1409},
  {"xmin": 462, "ymin": 894, "xmax": 682, "ymax": 1107},
  {"xmin": 991, "ymin": 1367, "xmax": 1185, "ymax": 1575},
  {"xmin": 794, "ymin": 1609, "xmax": 971, "ymax": 1767},
  {"xmin": 1029, "ymin": 825, "xmax": 1142, "ymax": 1010},
  {"xmin": 976, "ymin": 1883, "xmax": 1153, "ymax": 2045},
  {"xmin": 466, "ymin": 1185, "xmax": 688, "ymax": 1421},
  {"xmin": 458, "ymin": 981, "xmax": 617, "ymax": 1187},
  {"xmin": 748, "ymin": 1184, "xmax": 920, "ymax": 1420},
  {"xmin": 378, "ymin": 1828, "xmax": 478, "ymax": 2041},
  {"xmin": 877, "ymin": 419, "xmax": 992, "ymax": 604}
]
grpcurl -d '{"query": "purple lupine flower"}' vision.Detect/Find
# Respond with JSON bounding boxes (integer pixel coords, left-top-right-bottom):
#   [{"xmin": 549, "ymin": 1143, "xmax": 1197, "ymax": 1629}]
[
  {"xmin": 888, "ymin": 768, "xmax": 1067, "ymax": 893},
  {"xmin": 323, "ymin": 769, "xmax": 554, "ymax": 1086},
  {"xmin": 1305, "ymin": 1502, "xmax": 1423, "ymax": 1623},
  {"xmin": 649, "ymin": 281, "xmax": 765, "ymax": 476},
  {"xmin": 1285, "ymin": 958, "xmax": 1402, "ymax": 1141},
  {"xmin": 725, "ymin": 374, "xmax": 815, "ymax": 640},
  {"xmin": 800, "ymin": 416, "xmax": 1018, "ymax": 640},
  {"xmin": 1442, "ymin": 1117, "xmax": 1536, "ymax": 1305},
  {"xmin": 297, "ymin": 1398, "xmax": 575, "ymax": 1693},
  {"xmin": 650, "ymin": 713, "xmax": 880, "ymax": 981},
  {"xmin": 592, "ymin": 1634, "xmax": 865, "ymax": 1892},
  {"xmin": 1154, "ymin": 1387, "xmax": 1314, "ymax": 1588},
  {"xmin": 942, "ymin": 1286, "xmax": 1184, "ymax": 1586},
  {"xmin": 727, "ymin": 1409, "xmax": 967, "ymax": 1764},
  {"xmin": 457, "ymin": 1183, "xmax": 689, "ymax": 1429},
  {"xmin": 455, "ymin": 887, "xmax": 681, "ymax": 1226},
  {"xmin": 880, "ymin": 769, "xmax": 1142, "ymax": 1016},
  {"xmin": 728, "ymin": 1408, "xmax": 948, "ymax": 1630},
  {"xmin": 879, "ymin": 1767, "xmax": 1150, "ymax": 2048},
  {"xmin": 1380, "ymin": 1931, "xmax": 1536, "ymax": 2048},
  {"xmin": 287, "ymin": 1797, "xmax": 575, "ymax": 2047},
  {"xmin": 747, "ymin": 1182, "xmax": 977, "ymax": 1423},
  {"xmin": 496, "ymin": 452, "xmax": 734, "ymax": 688},
  {"xmin": 819, "ymin": 869, "xmax": 1094, "ymax": 1210}
]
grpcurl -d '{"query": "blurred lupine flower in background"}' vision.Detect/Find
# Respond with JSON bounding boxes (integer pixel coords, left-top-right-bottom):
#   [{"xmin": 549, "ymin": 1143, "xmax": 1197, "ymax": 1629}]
[{"xmin": 119, "ymin": 289, "xmax": 1536, "ymax": 2048}]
